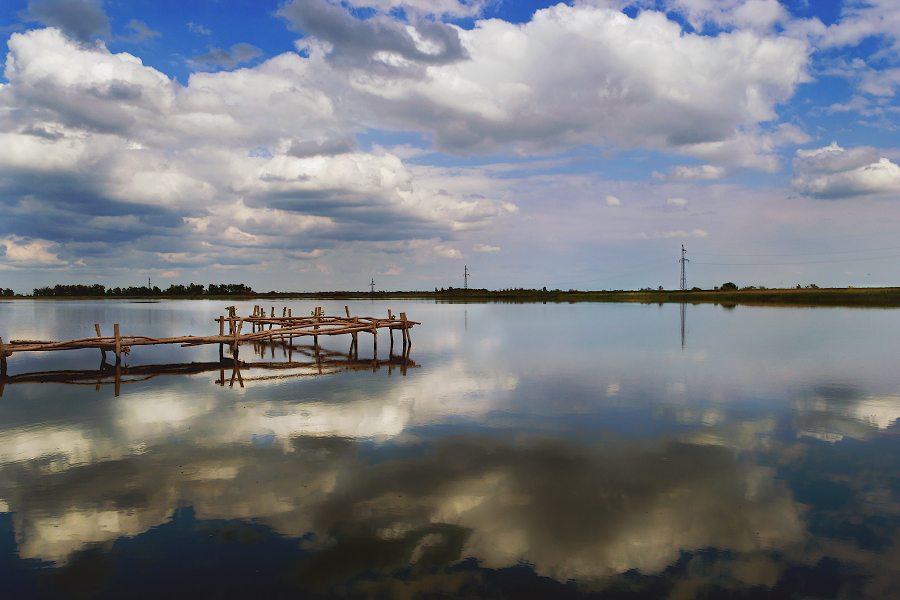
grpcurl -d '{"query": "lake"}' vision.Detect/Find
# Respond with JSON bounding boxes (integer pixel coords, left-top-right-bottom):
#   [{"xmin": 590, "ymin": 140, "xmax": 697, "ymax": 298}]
[{"xmin": 1, "ymin": 299, "xmax": 899, "ymax": 598}]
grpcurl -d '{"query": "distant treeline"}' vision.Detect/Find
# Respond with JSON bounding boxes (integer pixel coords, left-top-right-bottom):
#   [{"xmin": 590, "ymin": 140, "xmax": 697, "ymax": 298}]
[
  {"xmin": 1, "ymin": 288, "xmax": 14, "ymax": 297},
  {"xmin": 32, "ymin": 283, "xmax": 254, "ymax": 297}
]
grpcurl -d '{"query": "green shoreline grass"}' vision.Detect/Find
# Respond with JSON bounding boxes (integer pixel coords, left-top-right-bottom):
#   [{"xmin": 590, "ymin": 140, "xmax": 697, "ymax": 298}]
[{"xmin": 7, "ymin": 287, "xmax": 900, "ymax": 307}]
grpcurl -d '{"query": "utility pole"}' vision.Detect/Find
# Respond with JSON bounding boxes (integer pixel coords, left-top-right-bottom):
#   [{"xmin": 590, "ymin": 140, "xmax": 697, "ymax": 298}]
[
  {"xmin": 679, "ymin": 245, "xmax": 689, "ymax": 291},
  {"xmin": 370, "ymin": 278, "xmax": 375, "ymax": 293},
  {"xmin": 464, "ymin": 265, "xmax": 469, "ymax": 290}
]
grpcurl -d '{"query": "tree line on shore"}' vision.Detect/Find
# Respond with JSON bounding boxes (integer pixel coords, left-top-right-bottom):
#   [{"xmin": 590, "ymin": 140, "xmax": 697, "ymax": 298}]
[{"xmin": 29, "ymin": 283, "xmax": 254, "ymax": 297}]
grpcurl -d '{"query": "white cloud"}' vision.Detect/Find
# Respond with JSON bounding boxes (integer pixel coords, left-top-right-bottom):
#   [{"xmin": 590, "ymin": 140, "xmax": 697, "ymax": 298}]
[
  {"xmin": 605, "ymin": 195, "xmax": 622, "ymax": 206},
  {"xmin": 655, "ymin": 164, "xmax": 730, "ymax": 182},
  {"xmin": 434, "ymin": 245, "xmax": 462, "ymax": 258},
  {"xmin": 792, "ymin": 142, "xmax": 900, "ymax": 199},
  {"xmin": 655, "ymin": 229, "xmax": 708, "ymax": 239},
  {"xmin": 0, "ymin": 235, "xmax": 66, "ymax": 266},
  {"xmin": 667, "ymin": 197, "xmax": 689, "ymax": 209},
  {"xmin": 474, "ymin": 243, "xmax": 500, "ymax": 253}
]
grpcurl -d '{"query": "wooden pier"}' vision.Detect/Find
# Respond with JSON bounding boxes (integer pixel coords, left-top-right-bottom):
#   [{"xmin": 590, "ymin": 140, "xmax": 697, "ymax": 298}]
[{"xmin": 0, "ymin": 306, "xmax": 418, "ymax": 375}]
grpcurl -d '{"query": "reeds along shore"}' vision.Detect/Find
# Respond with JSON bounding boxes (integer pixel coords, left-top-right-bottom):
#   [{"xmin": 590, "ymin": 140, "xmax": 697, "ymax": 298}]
[{"xmin": 0, "ymin": 306, "xmax": 419, "ymax": 375}]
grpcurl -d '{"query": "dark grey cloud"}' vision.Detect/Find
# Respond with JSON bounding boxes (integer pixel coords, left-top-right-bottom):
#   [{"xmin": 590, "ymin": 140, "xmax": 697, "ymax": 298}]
[
  {"xmin": 20, "ymin": 125, "xmax": 65, "ymax": 140},
  {"xmin": 12, "ymin": 79, "xmax": 139, "ymax": 136},
  {"xmin": 277, "ymin": 0, "xmax": 466, "ymax": 68},
  {"xmin": 191, "ymin": 43, "xmax": 263, "ymax": 69},
  {"xmin": 21, "ymin": 0, "xmax": 110, "ymax": 43},
  {"xmin": 288, "ymin": 135, "xmax": 357, "ymax": 158}
]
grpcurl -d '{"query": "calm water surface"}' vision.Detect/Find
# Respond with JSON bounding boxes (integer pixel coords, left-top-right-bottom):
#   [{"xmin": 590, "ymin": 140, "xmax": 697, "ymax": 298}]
[{"xmin": 1, "ymin": 299, "xmax": 900, "ymax": 598}]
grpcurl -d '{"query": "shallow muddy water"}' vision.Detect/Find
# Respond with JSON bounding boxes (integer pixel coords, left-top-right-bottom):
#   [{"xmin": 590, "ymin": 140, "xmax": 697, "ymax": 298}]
[{"xmin": 1, "ymin": 299, "xmax": 899, "ymax": 598}]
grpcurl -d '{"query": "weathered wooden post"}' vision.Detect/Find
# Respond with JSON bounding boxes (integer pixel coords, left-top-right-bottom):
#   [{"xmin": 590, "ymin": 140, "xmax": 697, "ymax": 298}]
[
  {"xmin": 114, "ymin": 324, "xmax": 122, "ymax": 365},
  {"xmin": 345, "ymin": 306, "xmax": 350, "ymax": 318},
  {"xmin": 400, "ymin": 313, "xmax": 409, "ymax": 347},
  {"xmin": 94, "ymin": 323, "xmax": 108, "ymax": 364},
  {"xmin": 388, "ymin": 310, "xmax": 394, "ymax": 348},
  {"xmin": 0, "ymin": 336, "xmax": 6, "ymax": 377},
  {"xmin": 313, "ymin": 313, "xmax": 319, "ymax": 348},
  {"xmin": 218, "ymin": 316, "xmax": 225, "ymax": 361}
]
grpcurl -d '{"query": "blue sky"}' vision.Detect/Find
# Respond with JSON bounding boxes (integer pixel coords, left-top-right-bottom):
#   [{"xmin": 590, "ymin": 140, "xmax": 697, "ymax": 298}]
[{"xmin": 0, "ymin": 0, "xmax": 899, "ymax": 292}]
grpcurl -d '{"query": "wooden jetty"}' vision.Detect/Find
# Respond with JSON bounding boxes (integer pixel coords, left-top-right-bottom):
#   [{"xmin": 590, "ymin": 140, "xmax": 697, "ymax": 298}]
[{"xmin": 0, "ymin": 306, "xmax": 418, "ymax": 375}]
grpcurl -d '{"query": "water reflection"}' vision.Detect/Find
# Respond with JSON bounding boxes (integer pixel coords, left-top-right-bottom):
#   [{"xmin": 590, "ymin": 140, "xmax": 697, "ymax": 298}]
[
  {"xmin": 1, "ymin": 341, "xmax": 415, "ymax": 397},
  {"xmin": 1, "ymin": 301, "xmax": 900, "ymax": 597}
]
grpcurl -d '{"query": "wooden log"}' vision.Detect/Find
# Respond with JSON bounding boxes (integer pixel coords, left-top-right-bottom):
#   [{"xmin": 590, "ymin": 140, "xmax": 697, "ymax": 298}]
[{"xmin": 345, "ymin": 306, "xmax": 350, "ymax": 318}]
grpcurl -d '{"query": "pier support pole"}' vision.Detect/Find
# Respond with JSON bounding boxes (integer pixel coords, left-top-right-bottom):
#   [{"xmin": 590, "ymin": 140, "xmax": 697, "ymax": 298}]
[
  {"xmin": 400, "ymin": 313, "xmax": 410, "ymax": 347},
  {"xmin": 313, "ymin": 314, "xmax": 319, "ymax": 349},
  {"xmin": 95, "ymin": 324, "xmax": 107, "ymax": 364},
  {"xmin": 218, "ymin": 317, "xmax": 224, "ymax": 361},
  {"xmin": 388, "ymin": 310, "xmax": 394, "ymax": 348},
  {"xmin": 114, "ymin": 324, "xmax": 121, "ymax": 366},
  {"xmin": 232, "ymin": 318, "xmax": 242, "ymax": 360},
  {"xmin": 0, "ymin": 337, "xmax": 6, "ymax": 377}
]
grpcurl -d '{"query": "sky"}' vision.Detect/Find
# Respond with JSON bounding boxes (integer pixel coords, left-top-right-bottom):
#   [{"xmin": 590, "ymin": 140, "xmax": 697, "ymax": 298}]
[{"xmin": 0, "ymin": 0, "xmax": 899, "ymax": 293}]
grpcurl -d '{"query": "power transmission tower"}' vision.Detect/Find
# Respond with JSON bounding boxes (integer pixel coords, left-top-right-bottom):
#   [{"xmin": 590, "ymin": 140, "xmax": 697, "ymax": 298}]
[
  {"xmin": 679, "ymin": 245, "xmax": 689, "ymax": 290},
  {"xmin": 370, "ymin": 278, "xmax": 375, "ymax": 293},
  {"xmin": 464, "ymin": 265, "xmax": 469, "ymax": 290}
]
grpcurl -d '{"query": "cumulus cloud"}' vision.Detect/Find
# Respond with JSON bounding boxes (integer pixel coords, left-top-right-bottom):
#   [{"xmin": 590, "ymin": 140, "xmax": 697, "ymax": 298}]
[
  {"xmin": 0, "ymin": 2, "xmax": 823, "ymax": 283},
  {"xmin": 20, "ymin": 0, "xmax": 109, "ymax": 43},
  {"xmin": 473, "ymin": 243, "xmax": 500, "ymax": 253},
  {"xmin": 350, "ymin": 4, "xmax": 810, "ymax": 163},
  {"xmin": 0, "ymin": 28, "xmax": 517, "ymax": 273},
  {"xmin": 792, "ymin": 142, "xmax": 900, "ymax": 199},
  {"xmin": 666, "ymin": 197, "xmax": 689, "ymax": 210}
]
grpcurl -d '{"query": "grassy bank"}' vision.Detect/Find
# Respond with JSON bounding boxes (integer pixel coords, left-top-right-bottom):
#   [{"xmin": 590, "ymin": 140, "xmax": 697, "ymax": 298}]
[{"xmin": 9, "ymin": 287, "xmax": 900, "ymax": 307}]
